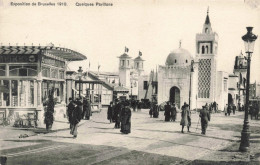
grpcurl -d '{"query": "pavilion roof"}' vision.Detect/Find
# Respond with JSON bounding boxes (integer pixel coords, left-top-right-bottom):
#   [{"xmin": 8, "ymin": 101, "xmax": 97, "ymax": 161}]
[{"xmin": 0, "ymin": 46, "xmax": 87, "ymax": 61}]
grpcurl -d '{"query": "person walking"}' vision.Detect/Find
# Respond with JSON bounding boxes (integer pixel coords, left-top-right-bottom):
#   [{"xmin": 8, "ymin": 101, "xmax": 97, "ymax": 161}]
[
  {"xmin": 132, "ymin": 100, "xmax": 137, "ymax": 112},
  {"xmin": 107, "ymin": 101, "xmax": 114, "ymax": 123},
  {"xmin": 232, "ymin": 104, "xmax": 236, "ymax": 115},
  {"xmin": 71, "ymin": 99, "xmax": 83, "ymax": 138},
  {"xmin": 153, "ymin": 103, "xmax": 159, "ymax": 118},
  {"xmin": 82, "ymin": 97, "xmax": 87, "ymax": 119},
  {"xmin": 224, "ymin": 104, "xmax": 228, "ymax": 116},
  {"xmin": 67, "ymin": 97, "xmax": 75, "ymax": 130},
  {"xmin": 199, "ymin": 106, "xmax": 211, "ymax": 135},
  {"xmin": 114, "ymin": 99, "xmax": 122, "ymax": 129},
  {"xmin": 171, "ymin": 103, "xmax": 177, "ymax": 122},
  {"xmin": 213, "ymin": 101, "xmax": 217, "ymax": 113},
  {"xmin": 180, "ymin": 102, "xmax": 191, "ymax": 133},
  {"xmin": 149, "ymin": 102, "xmax": 153, "ymax": 118},
  {"xmin": 44, "ymin": 89, "xmax": 55, "ymax": 131},
  {"xmin": 227, "ymin": 104, "xmax": 231, "ymax": 116},
  {"xmin": 164, "ymin": 101, "xmax": 171, "ymax": 121},
  {"xmin": 137, "ymin": 100, "xmax": 142, "ymax": 111},
  {"xmin": 120, "ymin": 101, "xmax": 132, "ymax": 134},
  {"xmin": 85, "ymin": 98, "xmax": 91, "ymax": 120}
]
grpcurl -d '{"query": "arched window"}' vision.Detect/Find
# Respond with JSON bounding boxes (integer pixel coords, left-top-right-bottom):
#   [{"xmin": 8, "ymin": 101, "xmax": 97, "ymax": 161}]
[
  {"xmin": 206, "ymin": 45, "xmax": 208, "ymax": 54},
  {"xmin": 202, "ymin": 46, "xmax": 205, "ymax": 54},
  {"xmin": 205, "ymin": 28, "xmax": 208, "ymax": 33},
  {"xmin": 175, "ymin": 59, "xmax": 177, "ymax": 63},
  {"xmin": 186, "ymin": 60, "xmax": 188, "ymax": 63}
]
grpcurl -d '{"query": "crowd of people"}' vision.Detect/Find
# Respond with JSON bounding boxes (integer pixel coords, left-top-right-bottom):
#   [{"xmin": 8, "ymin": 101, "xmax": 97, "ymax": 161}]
[
  {"xmin": 107, "ymin": 99, "xmax": 132, "ymax": 134},
  {"xmin": 66, "ymin": 96, "xmax": 259, "ymax": 139},
  {"xmin": 249, "ymin": 102, "xmax": 260, "ymax": 120},
  {"xmin": 66, "ymin": 97, "xmax": 92, "ymax": 138}
]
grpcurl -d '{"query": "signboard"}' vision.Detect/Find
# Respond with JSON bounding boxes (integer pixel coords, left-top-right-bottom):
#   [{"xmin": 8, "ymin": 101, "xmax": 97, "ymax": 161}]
[{"xmin": 0, "ymin": 54, "xmax": 38, "ymax": 63}]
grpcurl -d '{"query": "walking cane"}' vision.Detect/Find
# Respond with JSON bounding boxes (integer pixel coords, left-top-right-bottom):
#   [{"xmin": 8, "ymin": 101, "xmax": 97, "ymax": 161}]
[{"xmin": 195, "ymin": 117, "xmax": 200, "ymax": 132}]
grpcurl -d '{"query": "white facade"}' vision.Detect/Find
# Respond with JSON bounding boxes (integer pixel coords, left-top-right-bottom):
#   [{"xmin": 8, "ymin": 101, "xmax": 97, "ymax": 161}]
[
  {"xmin": 157, "ymin": 12, "xmax": 230, "ymax": 110},
  {"xmin": 118, "ymin": 52, "xmax": 144, "ymax": 99}
]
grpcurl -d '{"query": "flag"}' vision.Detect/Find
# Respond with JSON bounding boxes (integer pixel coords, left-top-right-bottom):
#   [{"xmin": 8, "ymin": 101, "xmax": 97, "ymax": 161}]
[
  {"xmin": 98, "ymin": 64, "xmax": 101, "ymax": 70},
  {"xmin": 89, "ymin": 61, "xmax": 90, "ymax": 68},
  {"xmin": 139, "ymin": 51, "xmax": 142, "ymax": 56},
  {"xmin": 125, "ymin": 46, "xmax": 129, "ymax": 53}
]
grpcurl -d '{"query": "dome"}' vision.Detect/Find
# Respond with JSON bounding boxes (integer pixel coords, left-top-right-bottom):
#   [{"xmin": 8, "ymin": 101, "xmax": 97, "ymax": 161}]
[{"xmin": 165, "ymin": 48, "xmax": 193, "ymax": 66}]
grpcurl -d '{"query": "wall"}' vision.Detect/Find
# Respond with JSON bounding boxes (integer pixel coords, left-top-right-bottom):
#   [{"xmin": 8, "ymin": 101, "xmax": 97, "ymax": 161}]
[{"xmin": 216, "ymin": 71, "xmax": 229, "ymax": 110}]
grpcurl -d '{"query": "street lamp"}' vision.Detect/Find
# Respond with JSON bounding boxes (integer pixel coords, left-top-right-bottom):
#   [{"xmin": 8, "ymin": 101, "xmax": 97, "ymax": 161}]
[
  {"xmin": 239, "ymin": 27, "xmax": 257, "ymax": 152},
  {"xmin": 78, "ymin": 66, "xmax": 83, "ymax": 98},
  {"xmin": 189, "ymin": 60, "xmax": 195, "ymax": 109}
]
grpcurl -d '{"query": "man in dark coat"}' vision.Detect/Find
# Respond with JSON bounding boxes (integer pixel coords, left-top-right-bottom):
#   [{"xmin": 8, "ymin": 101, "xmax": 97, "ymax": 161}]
[
  {"xmin": 107, "ymin": 101, "xmax": 114, "ymax": 123},
  {"xmin": 67, "ymin": 97, "xmax": 75, "ymax": 129},
  {"xmin": 213, "ymin": 101, "xmax": 217, "ymax": 113},
  {"xmin": 114, "ymin": 99, "xmax": 122, "ymax": 128},
  {"xmin": 149, "ymin": 102, "xmax": 153, "ymax": 118},
  {"xmin": 71, "ymin": 99, "xmax": 83, "ymax": 138},
  {"xmin": 82, "ymin": 97, "xmax": 87, "ymax": 119},
  {"xmin": 132, "ymin": 100, "xmax": 137, "ymax": 112},
  {"xmin": 153, "ymin": 103, "xmax": 159, "ymax": 118},
  {"xmin": 180, "ymin": 102, "xmax": 191, "ymax": 133},
  {"xmin": 164, "ymin": 101, "xmax": 171, "ymax": 121},
  {"xmin": 171, "ymin": 103, "xmax": 177, "ymax": 122},
  {"xmin": 233, "ymin": 104, "xmax": 236, "ymax": 115},
  {"xmin": 85, "ymin": 98, "xmax": 91, "ymax": 120},
  {"xmin": 120, "ymin": 101, "xmax": 132, "ymax": 134},
  {"xmin": 227, "ymin": 104, "xmax": 231, "ymax": 116},
  {"xmin": 200, "ymin": 106, "xmax": 211, "ymax": 135}
]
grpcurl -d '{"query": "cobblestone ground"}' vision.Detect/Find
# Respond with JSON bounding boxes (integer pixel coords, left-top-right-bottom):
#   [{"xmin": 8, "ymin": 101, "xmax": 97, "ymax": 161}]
[{"xmin": 0, "ymin": 109, "xmax": 259, "ymax": 165}]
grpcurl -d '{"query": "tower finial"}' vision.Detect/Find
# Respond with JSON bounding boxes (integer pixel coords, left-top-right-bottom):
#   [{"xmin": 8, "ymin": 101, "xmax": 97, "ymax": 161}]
[
  {"xmin": 179, "ymin": 40, "xmax": 182, "ymax": 48},
  {"xmin": 207, "ymin": 6, "xmax": 209, "ymax": 15}
]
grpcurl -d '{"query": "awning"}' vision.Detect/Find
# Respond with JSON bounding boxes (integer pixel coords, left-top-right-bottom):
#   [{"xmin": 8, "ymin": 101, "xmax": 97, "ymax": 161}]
[
  {"xmin": 0, "ymin": 46, "xmax": 87, "ymax": 61},
  {"xmin": 114, "ymin": 86, "xmax": 129, "ymax": 92}
]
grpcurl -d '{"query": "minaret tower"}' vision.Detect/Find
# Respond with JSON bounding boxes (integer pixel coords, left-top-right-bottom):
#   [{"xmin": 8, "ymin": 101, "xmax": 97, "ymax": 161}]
[
  {"xmin": 134, "ymin": 51, "xmax": 145, "ymax": 76},
  {"xmin": 195, "ymin": 8, "xmax": 219, "ymax": 108},
  {"xmin": 118, "ymin": 47, "xmax": 131, "ymax": 87}
]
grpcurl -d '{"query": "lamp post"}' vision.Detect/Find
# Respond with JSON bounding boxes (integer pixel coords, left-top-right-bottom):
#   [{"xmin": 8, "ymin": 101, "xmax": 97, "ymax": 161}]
[
  {"xmin": 239, "ymin": 27, "xmax": 257, "ymax": 152},
  {"xmin": 78, "ymin": 66, "xmax": 83, "ymax": 98},
  {"xmin": 189, "ymin": 60, "xmax": 195, "ymax": 109}
]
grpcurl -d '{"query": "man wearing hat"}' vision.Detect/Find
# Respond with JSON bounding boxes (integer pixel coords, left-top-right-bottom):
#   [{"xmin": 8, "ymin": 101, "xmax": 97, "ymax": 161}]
[
  {"xmin": 171, "ymin": 103, "xmax": 177, "ymax": 122},
  {"xmin": 180, "ymin": 102, "xmax": 191, "ymax": 133},
  {"xmin": 114, "ymin": 99, "xmax": 122, "ymax": 128},
  {"xmin": 71, "ymin": 98, "xmax": 83, "ymax": 138},
  {"xmin": 164, "ymin": 101, "xmax": 171, "ymax": 121},
  {"xmin": 85, "ymin": 97, "xmax": 92, "ymax": 120},
  {"xmin": 199, "ymin": 105, "xmax": 211, "ymax": 135}
]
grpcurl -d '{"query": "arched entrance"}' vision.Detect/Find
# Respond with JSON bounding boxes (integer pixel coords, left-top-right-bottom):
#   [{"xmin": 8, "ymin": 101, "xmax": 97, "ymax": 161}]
[
  {"xmin": 170, "ymin": 86, "xmax": 180, "ymax": 108},
  {"xmin": 228, "ymin": 93, "xmax": 233, "ymax": 105}
]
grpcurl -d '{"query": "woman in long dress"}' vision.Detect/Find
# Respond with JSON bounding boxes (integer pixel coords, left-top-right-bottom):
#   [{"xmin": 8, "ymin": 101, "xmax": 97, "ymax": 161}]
[{"xmin": 120, "ymin": 101, "xmax": 132, "ymax": 134}]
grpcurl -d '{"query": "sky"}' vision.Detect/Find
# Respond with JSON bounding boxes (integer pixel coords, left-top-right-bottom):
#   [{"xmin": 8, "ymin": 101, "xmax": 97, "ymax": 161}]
[{"xmin": 0, "ymin": 0, "xmax": 260, "ymax": 82}]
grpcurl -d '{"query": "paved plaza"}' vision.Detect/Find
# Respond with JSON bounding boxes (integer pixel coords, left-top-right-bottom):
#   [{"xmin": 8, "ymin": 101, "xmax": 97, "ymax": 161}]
[{"xmin": 0, "ymin": 109, "xmax": 260, "ymax": 165}]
